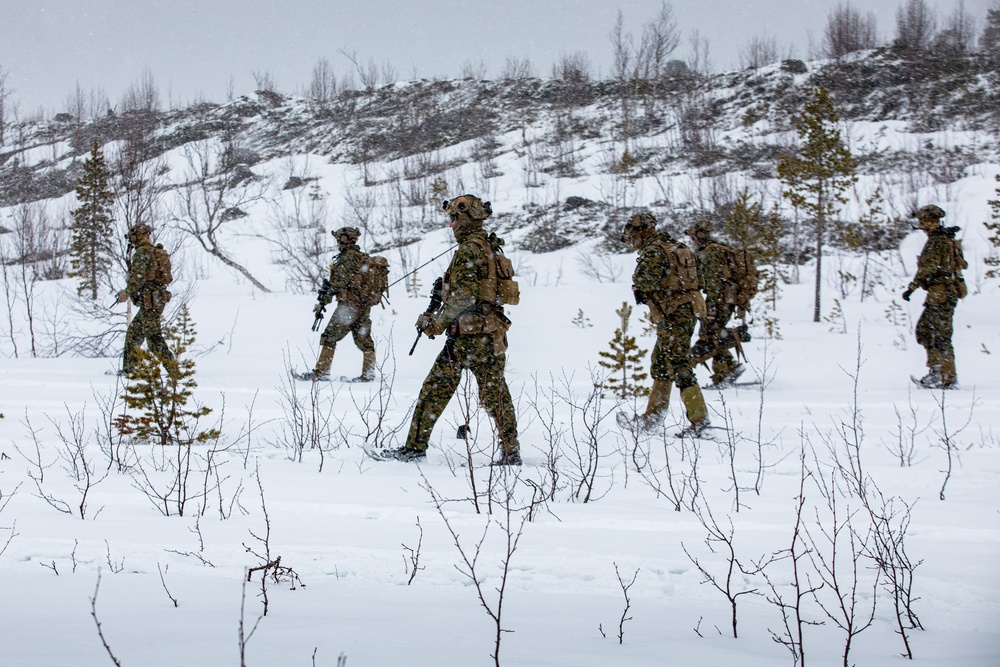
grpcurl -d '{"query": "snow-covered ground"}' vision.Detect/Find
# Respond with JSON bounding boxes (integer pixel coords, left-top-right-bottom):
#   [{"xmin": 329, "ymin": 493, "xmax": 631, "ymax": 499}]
[{"xmin": 1, "ymin": 103, "xmax": 999, "ymax": 664}]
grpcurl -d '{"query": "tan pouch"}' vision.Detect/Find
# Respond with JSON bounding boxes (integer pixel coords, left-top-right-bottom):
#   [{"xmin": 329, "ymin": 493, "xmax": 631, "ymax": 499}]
[
  {"xmin": 498, "ymin": 279, "xmax": 520, "ymax": 306},
  {"xmin": 457, "ymin": 312, "xmax": 486, "ymax": 335}
]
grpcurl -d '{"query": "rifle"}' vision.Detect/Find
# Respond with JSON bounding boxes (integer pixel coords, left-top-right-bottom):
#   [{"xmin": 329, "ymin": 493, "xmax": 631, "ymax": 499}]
[
  {"xmin": 691, "ymin": 323, "xmax": 751, "ymax": 365},
  {"xmin": 311, "ymin": 278, "xmax": 333, "ymax": 332},
  {"xmin": 387, "ymin": 244, "xmax": 459, "ymax": 290},
  {"xmin": 409, "ymin": 276, "xmax": 444, "ymax": 356}
]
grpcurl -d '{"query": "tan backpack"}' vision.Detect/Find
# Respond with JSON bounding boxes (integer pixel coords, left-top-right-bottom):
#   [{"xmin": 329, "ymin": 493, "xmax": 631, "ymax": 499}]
[
  {"xmin": 717, "ymin": 244, "xmax": 758, "ymax": 311},
  {"xmin": 356, "ymin": 254, "xmax": 390, "ymax": 308},
  {"xmin": 946, "ymin": 235, "xmax": 969, "ymax": 299},
  {"xmin": 469, "ymin": 236, "xmax": 520, "ymax": 307},
  {"xmin": 146, "ymin": 243, "xmax": 173, "ymax": 286},
  {"xmin": 656, "ymin": 238, "xmax": 700, "ymax": 292}
]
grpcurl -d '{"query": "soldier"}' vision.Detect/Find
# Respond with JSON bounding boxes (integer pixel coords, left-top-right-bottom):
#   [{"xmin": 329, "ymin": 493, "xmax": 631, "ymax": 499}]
[
  {"xmin": 687, "ymin": 219, "xmax": 745, "ymax": 387},
  {"xmin": 116, "ymin": 223, "xmax": 174, "ymax": 375},
  {"xmin": 902, "ymin": 204, "xmax": 967, "ymax": 389},
  {"xmin": 384, "ymin": 194, "xmax": 521, "ymax": 465},
  {"xmin": 622, "ymin": 212, "xmax": 711, "ymax": 436},
  {"xmin": 302, "ymin": 226, "xmax": 377, "ymax": 382}
]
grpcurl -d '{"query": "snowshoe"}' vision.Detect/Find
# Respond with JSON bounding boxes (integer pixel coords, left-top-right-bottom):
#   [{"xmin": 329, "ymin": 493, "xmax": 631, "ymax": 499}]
[
  {"xmin": 490, "ymin": 451, "xmax": 523, "ymax": 467},
  {"xmin": 911, "ymin": 372, "xmax": 942, "ymax": 389},
  {"xmin": 339, "ymin": 372, "xmax": 376, "ymax": 383},
  {"xmin": 616, "ymin": 411, "xmax": 664, "ymax": 432},
  {"xmin": 292, "ymin": 369, "xmax": 330, "ymax": 382},
  {"xmin": 674, "ymin": 420, "xmax": 716, "ymax": 439},
  {"xmin": 705, "ymin": 364, "xmax": 747, "ymax": 390},
  {"xmin": 377, "ymin": 447, "xmax": 427, "ymax": 463}
]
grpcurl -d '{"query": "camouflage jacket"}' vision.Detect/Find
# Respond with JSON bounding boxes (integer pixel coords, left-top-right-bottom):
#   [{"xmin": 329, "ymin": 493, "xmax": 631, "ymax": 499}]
[
  {"xmin": 695, "ymin": 241, "xmax": 734, "ymax": 304},
  {"xmin": 322, "ymin": 244, "xmax": 367, "ymax": 308},
  {"xmin": 908, "ymin": 227, "xmax": 964, "ymax": 293},
  {"xmin": 438, "ymin": 229, "xmax": 494, "ymax": 329}
]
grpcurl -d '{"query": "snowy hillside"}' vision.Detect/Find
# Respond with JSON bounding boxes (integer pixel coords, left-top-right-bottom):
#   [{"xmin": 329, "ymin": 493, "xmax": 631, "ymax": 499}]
[{"xmin": 1, "ymin": 47, "xmax": 999, "ymax": 665}]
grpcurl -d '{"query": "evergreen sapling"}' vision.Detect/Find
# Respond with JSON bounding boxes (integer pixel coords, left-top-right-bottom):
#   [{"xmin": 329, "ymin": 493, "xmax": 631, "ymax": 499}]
[
  {"xmin": 117, "ymin": 304, "xmax": 219, "ymax": 447},
  {"xmin": 598, "ymin": 302, "xmax": 649, "ymax": 398}
]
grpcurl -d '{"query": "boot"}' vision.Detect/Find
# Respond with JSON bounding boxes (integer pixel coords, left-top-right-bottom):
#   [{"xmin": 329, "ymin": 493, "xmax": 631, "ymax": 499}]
[
  {"xmin": 938, "ymin": 354, "xmax": 958, "ymax": 389},
  {"xmin": 353, "ymin": 349, "xmax": 376, "ymax": 382},
  {"xmin": 491, "ymin": 450, "xmax": 523, "ymax": 466},
  {"xmin": 915, "ymin": 349, "xmax": 943, "ymax": 388},
  {"xmin": 311, "ymin": 344, "xmax": 336, "ymax": 381},
  {"xmin": 640, "ymin": 380, "xmax": 673, "ymax": 430},
  {"xmin": 679, "ymin": 384, "xmax": 709, "ymax": 427}
]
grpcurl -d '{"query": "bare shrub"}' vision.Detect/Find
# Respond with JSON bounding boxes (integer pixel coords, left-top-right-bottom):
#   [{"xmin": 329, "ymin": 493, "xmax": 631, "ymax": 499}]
[{"xmin": 824, "ymin": 2, "xmax": 880, "ymax": 59}]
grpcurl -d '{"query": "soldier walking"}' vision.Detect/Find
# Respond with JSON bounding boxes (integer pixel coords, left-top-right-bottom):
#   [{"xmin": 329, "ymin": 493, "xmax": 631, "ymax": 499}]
[
  {"xmin": 903, "ymin": 205, "xmax": 967, "ymax": 389},
  {"xmin": 687, "ymin": 219, "xmax": 746, "ymax": 387},
  {"xmin": 116, "ymin": 223, "xmax": 174, "ymax": 375},
  {"xmin": 621, "ymin": 212, "xmax": 711, "ymax": 437},
  {"xmin": 384, "ymin": 194, "xmax": 521, "ymax": 465},
  {"xmin": 302, "ymin": 226, "xmax": 379, "ymax": 382}
]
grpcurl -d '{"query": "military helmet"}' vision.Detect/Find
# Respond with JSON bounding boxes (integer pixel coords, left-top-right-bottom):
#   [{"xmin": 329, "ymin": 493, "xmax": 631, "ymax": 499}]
[
  {"xmin": 127, "ymin": 223, "xmax": 151, "ymax": 241},
  {"xmin": 687, "ymin": 219, "xmax": 713, "ymax": 238},
  {"xmin": 443, "ymin": 194, "xmax": 492, "ymax": 222},
  {"xmin": 913, "ymin": 204, "xmax": 946, "ymax": 221},
  {"xmin": 332, "ymin": 226, "xmax": 361, "ymax": 244},
  {"xmin": 621, "ymin": 211, "xmax": 657, "ymax": 243}
]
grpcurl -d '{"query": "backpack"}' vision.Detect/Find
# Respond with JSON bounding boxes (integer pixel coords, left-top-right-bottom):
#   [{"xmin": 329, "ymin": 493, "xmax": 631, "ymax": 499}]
[
  {"xmin": 656, "ymin": 238, "xmax": 700, "ymax": 292},
  {"xmin": 468, "ymin": 236, "xmax": 520, "ymax": 307},
  {"xmin": 146, "ymin": 243, "xmax": 173, "ymax": 286},
  {"xmin": 719, "ymin": 245, "xmax": 758, "ymax": 310},
  {"xmin": 943, "ymin": 231, "xmax": 968, "ymax": 299},
  {"xmin": 356, "ymin": 254, "xmax": 390, "ymax": 308}
]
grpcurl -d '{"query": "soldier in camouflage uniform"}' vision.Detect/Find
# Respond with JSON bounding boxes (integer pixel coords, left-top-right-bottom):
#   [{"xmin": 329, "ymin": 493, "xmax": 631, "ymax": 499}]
[
  {"xmin": 116, "ymin": 223, "xmax": 173, "ymax": 375},
  {"xmin": 304, "ymin": 226, "xmax": 377, "ymax": 382},
  {"xmin": 902, "ymin": 205, "xmax": 967, "ymax": 389},
  {"xmin": 623, "ymin": 212, "xmax": 711, "ymax": 436},
  {"xmin": 687, "ymin": 220, "xmax": 744, "ymax": 387},
  {"xmin": 385, "ymin": 194, "xmax": 521, "ymax": 466}
]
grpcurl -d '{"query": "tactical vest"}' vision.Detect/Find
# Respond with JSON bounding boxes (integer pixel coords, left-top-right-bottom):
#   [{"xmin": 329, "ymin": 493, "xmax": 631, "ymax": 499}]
[{"xmin": 443, "ymin": 235, "xmax": 515, "ymax": 354}]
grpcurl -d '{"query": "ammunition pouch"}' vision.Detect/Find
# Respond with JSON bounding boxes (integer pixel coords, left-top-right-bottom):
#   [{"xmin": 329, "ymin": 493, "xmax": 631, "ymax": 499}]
[
  {"xmin": 456, "ymin": 306, "xmax": 511, "ymax": 355},
  {"xmin": 926, "ymin": 283, "xmax": 949, "ymax": 306},
  {"xmin": 134, "ymin": 289, "xmax": 172, "ymax": 309},
  {"xmin": 954, "ymin": 277, "xmax": 968, "ymax": 299},
  {"xmin": 653, "ymin": 290, "xmax": 707, "ymax": 320}
]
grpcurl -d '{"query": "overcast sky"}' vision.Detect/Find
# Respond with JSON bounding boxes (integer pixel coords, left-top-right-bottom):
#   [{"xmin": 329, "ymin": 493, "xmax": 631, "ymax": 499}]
[{"xmin": 1, "ymin": 0, "xmax": 992, "ymax": 114}]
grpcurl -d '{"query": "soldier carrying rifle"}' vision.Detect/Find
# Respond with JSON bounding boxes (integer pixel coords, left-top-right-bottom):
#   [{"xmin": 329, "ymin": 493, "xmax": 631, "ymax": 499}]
[{"xmin": 298, "ymin": 226, "xmax": 388, "ymax": 382}]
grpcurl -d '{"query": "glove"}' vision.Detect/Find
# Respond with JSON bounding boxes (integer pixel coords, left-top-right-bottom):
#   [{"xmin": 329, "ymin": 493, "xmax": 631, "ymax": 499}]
[
  {"xmin": 691, "ymin": 338, "xmax": 715, "ymax": 360},
  {"xmin": 901, "ymin": 289, "xmax": 913, "ymax": 302},
  {"xmin": 313, "ymin": 303, "xmax": 325, "ymax": 315},
  {"xmin": 416, "ymin": 313, "xmax": 446, "ymax": 337},
  {"xmin": 632, "ymin": 286, "xmax": 647, "ymax": 305},
  {"xmin": 116, "ymin": 290, "xmax": 129, "ymax": 304}
]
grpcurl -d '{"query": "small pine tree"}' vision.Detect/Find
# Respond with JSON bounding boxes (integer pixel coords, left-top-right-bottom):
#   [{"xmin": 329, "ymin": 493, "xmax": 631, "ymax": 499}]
[
  {"xmin": 117, "ymin": 304, "xmax": 218, "ymax": 447},
  {"xmin": 598, "ymin": 302, "xmax": 649, "ymax": 398},
  {"xmin": 984, "ymin": 175, "xmax": 1000, "ymax": 279},
  {"xmin": 777, "ymin": 86, "xmax": 857, "ymax": 323},
  {"xmin": 69, "ymin": 139, "xmax": 116, "ymax": 300}
]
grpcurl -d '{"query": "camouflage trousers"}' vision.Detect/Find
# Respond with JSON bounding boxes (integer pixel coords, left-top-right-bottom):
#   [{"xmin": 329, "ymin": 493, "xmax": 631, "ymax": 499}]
[
  {"xmin": 915, "ymin": 295, "xmax": 957, "ymax": 359},
  {"xmin": 123, "ymin": 304, "xmax": 174, "ymax": 372},
  {"xmin": 699, "ymin": 301, "xmax": 738, "ymax": 383},
  {"xmin": 650, "ymin": 302, "xmax": 698, "ymax": 390},
  {"xmin": 320, "ymin": 303, "xmax": 375, "ymax": 354},
  {"xmin": 405, "ymin": 333, "xmax": 519, "ymax": 455}
]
